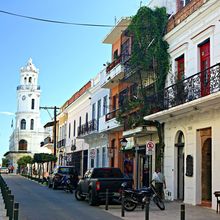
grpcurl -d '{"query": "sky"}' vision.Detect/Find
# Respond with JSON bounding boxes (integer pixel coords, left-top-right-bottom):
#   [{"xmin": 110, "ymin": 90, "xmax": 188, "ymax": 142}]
[{"xmin": 0, "ymin": 1, "xmax": 151, "ymax": 161}]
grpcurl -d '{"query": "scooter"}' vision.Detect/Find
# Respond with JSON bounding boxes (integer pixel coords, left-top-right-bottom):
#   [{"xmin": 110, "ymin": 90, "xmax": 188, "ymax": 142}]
[{"xmin": 117, "ymin": 182, "xmax": 165, "ymax": 211}]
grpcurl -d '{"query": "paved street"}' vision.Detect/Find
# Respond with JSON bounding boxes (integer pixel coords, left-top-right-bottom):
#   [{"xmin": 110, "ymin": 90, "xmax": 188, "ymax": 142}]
[
  {"xmin": 2, "ymin": 174, "xmax": 220, "ymax": 220},
  {"xmin": 2, "ymin": 174, "xmax": 122, "ymax": 220}
]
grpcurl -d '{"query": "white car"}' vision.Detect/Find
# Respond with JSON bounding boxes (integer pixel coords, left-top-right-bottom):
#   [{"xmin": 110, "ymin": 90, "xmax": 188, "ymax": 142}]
[{"xmin": 0, "ymin": 167, "xmax": 9, "ymax": 174}]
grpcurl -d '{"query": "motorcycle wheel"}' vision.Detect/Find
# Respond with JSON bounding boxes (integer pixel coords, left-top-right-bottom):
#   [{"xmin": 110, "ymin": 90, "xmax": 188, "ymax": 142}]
[
  {"xmin": 123, "ymin": 199, "xmax": 137, "ymax": 211},
  {"xmin": 153, "ymin": 196, "xmax": 165, "ymax": 210},
  {"xmin": 75, "ymin": 188, "xmax": 85, "ymax": 201}
]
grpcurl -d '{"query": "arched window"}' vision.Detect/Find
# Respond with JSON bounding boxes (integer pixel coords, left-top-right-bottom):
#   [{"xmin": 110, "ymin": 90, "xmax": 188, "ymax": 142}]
[
  {"xmin": 19, "ymin": 139, "xmax": 27, "ymax": 151},
  {"xmin": 24, "ymin": 77, "xmax": 27, "ymax": 84},
  {"xmin": 20, "ymin": 119, "xmax": 26, "ymax": 130},
  {"xmin": 31, "ymin": 99, "xmax": 35, "ymax": 109},
  {"xmin": 29, "ymin": 77, "xmax": 32, "ymax": 83},
  {"xmin": 30, "ymin": 119, "xmax": 34, "ymax": 130}
]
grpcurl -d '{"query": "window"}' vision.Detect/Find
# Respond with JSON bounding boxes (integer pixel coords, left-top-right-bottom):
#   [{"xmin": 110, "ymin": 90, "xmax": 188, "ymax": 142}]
[
  {"xmin": 68, "ymin": 123, "xmax": 71, "ymax": 138},
  {"xmin": 31, "ymin": 99, "xmax": 35, "ymax": 110},
  {"xmin": 30, "ymin": 119, "xmax": 34, "ymax": 130},
  {"xmin": 97, "ymin": 100, "xmax": 101, "ymax": 119},
  {"xmin": 20, "ymin": 119, "xmax": 26, "ymax": 130},
  {"xmin": 102, "ymin": 147, "xmax": 107, "ymax": 167},
  {"xmin": 96, "ymin": 148, "xmax": 100, "ymax": 168},
  {"xmin": 113, "ymin": 49, "xmax": 119, "ymax": 60},
  {"xmin": 121, "ymin": 39, "xmax": 130, "ymax": 63},
  {"xmin": 103, "ymin": 95, "xmax": 108, "ymax": 115},
  {"xmin": 92, "ymin": 103, "xmax": 96, "ymax": 120},
  {"xmin": 73, "ymin": 120, "xmax": 76, "ymax": 137},
  {"xmin": 19, "ymin": 139, "xmax": 27, "ymax": 151},
  {"xmin": 119, "ymin": 89, "xmax": 128, "ymax": 107},
  {"xmin": 29, "ymin": 77, "xmax": 32, "ymax": 83},
  {"xmin": 175, "ymin": 55, "xmax": 185, "ymax": 81}
]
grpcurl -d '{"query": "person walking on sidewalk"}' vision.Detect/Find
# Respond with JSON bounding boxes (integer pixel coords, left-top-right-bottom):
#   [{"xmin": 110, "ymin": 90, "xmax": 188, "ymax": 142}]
[{"xmin": 152, "ymin": 168, "xmax": 166, "ymax": 199}]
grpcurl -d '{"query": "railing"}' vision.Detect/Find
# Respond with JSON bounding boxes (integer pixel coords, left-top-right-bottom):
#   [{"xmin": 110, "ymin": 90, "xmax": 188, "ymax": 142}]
[
  {"xmin": 106, "ymin": 57, "xmax": 121, "ymax": 73},
  {"xmin": 77, "ymin": 119, "xmax": 97, "ymax": 136},
  {"xmin": 17, "ymin": 85, "xmax": 40, "ymax": 90},
  {"xmin": 57, "ymin": 139, "xmax": 66, "ymax": 148},
  {"xmin": 146, "ymin": 63, "xmax": 220, "ymax": 114},
  {"xmin": 105, "ymin": 109, "xmax": 120, "ymax": 121}
]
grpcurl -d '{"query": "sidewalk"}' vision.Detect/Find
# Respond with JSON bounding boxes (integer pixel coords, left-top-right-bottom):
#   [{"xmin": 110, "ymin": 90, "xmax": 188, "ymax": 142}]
[
  {"xmin": 99, "ymin": 201, "xmax": 220, "ymax": 220},
  {"xmin": 0, "ymin": 191, "xmax": 8, "ymax": 220}
]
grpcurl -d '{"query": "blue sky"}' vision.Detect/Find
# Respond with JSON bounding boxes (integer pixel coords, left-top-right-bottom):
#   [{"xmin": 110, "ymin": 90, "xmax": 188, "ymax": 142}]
[{"xmin": 0, "ymin": 1, "xmax": 150, "ymax": 161}]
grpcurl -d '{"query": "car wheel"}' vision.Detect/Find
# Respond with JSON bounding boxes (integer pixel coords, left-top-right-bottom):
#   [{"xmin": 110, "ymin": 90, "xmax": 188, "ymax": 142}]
[
  {"xmin": 75, "ymin": 188, "xmax": 85, "ymax": 201},
  {"xmin": 88, "ymin": 190, "xmax": 98, "ymax": 206}
]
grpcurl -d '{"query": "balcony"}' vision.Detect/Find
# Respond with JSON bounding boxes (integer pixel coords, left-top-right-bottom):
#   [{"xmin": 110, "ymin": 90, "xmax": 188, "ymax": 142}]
[
  {"xmin": 144, "ymin": 63, "xmax": 220, "ymax": 119},
  {"xmin": 77, "ymin": 119, "xmax": 98, "ymax": 137},
  {"xmin": 102, "ymin": 57, "xmax": 125, "ymax": 89},
  {"xmin": 17, "ymin": 85, "xmax": 41, "ymax": 90},
  {"xmin": 57, "ymin": 139, "xmax": 66, "ymax": 148},
  {"xmin": 105, "ymin": 109, "xmax": 119, "ymax": 121}
]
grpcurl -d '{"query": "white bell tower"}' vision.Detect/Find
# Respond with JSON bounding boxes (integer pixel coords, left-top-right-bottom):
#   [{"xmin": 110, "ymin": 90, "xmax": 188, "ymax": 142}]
[{"xmin": 6, "ymin": 58, "xmax": 50, "ymax": 170}]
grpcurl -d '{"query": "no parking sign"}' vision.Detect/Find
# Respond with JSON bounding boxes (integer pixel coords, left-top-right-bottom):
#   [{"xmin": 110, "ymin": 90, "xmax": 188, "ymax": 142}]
[{"xmin": 146, "ymin": 141, "xmax": 155, "ymax": 155}]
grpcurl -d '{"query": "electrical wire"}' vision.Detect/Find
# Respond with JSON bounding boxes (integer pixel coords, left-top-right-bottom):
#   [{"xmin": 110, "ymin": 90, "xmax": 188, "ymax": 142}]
[{"xmin": 0, "ymin": 9, "xmax": 121, "ymax": 28}]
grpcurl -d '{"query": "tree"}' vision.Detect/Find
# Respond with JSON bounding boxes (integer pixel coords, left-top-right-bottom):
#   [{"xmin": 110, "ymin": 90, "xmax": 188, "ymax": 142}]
[
  {"xmin": 17, "ymin": 156, "xmax": 33, "ymax": 174},
  {"xmin": 2, "ymin": 158, "xmax": 10, "ymax": 167},
  {"xmin": 118, "ymin": 6, "xmax": 169, "ymax": 168}
]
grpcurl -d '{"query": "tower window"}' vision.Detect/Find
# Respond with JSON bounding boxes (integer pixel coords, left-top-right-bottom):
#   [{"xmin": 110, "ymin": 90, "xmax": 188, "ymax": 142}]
[
  {"xmin": 19, "ymin": 139, "xmax": 27, "ymax": 151},
  {"xmin": 20, "ymin": 119, "xmax": 26, "ymax": 130},
  {"xmin": 31, "ymin": 99, "xmax": 35, "ymax": 109},
  {"xmin": 29, "ymin": 77, "xmax": 32, "ymax": 83},
  {"xmin": 30, "ymin": 119, "xmax": 34, "ymax": 130}
]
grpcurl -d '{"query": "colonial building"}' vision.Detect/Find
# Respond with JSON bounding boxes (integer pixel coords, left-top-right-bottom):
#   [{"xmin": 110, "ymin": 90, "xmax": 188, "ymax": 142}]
[
  {"xmin": 5, "ymin": 58, "xmax": 50, "ymax": 171},
  {"xmin": 144, "ymin": 0, "xmax": 220, "ymax": 210}
]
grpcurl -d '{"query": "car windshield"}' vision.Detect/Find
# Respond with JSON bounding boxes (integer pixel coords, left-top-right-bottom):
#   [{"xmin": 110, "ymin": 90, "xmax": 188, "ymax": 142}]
[
  {"xmin": 58, "ymin": 167, "xmax": 74, "ymax": 175},
  {"xmin": 92, "ymin": 168, "xmax": 123, "ymax": 178}
]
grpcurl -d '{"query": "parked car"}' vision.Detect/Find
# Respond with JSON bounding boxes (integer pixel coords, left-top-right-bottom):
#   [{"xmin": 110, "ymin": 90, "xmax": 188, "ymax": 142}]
[
  {"xmin": 0, "ymin": 167, "xmax": 9, "ymax": 174},
  {"xmin": 75, "ymin": 167, "xmax": 133, "ymax": 206},
  {"xmin": 47, "ymin": 166, "xmax": 78, "ymax": 189}
]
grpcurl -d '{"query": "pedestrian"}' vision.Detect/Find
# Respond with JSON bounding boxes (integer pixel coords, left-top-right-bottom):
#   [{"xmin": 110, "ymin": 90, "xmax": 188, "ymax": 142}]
[{"xmin": 152, "ymin": 168, "xmax": 166, "ymax": 199}]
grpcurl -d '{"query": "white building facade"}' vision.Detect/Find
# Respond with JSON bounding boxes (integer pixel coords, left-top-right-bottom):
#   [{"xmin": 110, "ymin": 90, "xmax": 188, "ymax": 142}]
[
  {"xmin": 6, "ymin": 58, "xmax": 50, "ymax": 170},
  {"xmin": 144, "ymin": 0, "xmax": 220, "ymax": 210}
]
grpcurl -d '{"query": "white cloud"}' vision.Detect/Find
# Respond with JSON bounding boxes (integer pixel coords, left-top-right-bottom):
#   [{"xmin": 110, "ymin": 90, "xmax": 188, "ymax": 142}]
[{"xmin": 0, "ymin": 112, "xmax": 15, "ymax": 116}]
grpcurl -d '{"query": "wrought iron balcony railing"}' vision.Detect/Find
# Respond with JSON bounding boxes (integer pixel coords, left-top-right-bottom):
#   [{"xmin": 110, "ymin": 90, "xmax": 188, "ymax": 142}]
[
  {"xmin": 106, "ymin": 57, "xmax": 121, "ymax": 74},
  {"xmin": 17, "ymin": 85, "xmax": 41, "ymax": 90},
  {"xmin": 105, "ymin": 109, "xmax": 119, "ymax": 121},
  {"xmin": 77, "ymin": 119, "xmax": 98, "ymax": 136},
  {"xmin": 146, "ymin": 63, "xmax": 220, "ymax": 114},
  {"xmin": 57, "ymin": 139, "xmax": 66, "ymax": 148}
]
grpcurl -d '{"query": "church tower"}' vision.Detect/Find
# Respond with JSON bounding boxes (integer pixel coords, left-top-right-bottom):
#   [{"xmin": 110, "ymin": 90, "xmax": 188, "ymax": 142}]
[{"xmin": 6, "ymin": 58, "xmax": 50, "ymax": 170}]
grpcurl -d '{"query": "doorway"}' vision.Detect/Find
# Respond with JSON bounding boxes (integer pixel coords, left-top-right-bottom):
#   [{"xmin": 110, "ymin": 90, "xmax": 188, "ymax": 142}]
[
  {"xmin": 202, "ymin": 138, "xmax": 212, "ymax": 204},
  {"xmin": 175, "ymin": 131, "xmax": 185, "ymax": 201},
  {"xmin": 199, "ymin": 40, "xmax": 210, "ymax": 97}
]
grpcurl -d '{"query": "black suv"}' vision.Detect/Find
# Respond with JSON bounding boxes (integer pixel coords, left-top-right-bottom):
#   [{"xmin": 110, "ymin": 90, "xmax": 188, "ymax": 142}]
[{"xmin": 48, "ymin": 166, "xmax": 78, "ymax": 189}]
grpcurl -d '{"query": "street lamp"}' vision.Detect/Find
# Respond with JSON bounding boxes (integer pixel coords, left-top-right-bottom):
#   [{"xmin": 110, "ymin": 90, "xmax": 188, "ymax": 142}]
[{"xmin": 120, "ymin": 138, "xmax": 128, "ymax": 173}]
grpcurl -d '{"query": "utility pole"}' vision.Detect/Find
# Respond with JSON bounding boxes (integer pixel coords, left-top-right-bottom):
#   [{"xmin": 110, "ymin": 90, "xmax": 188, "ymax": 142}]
[{"xmin": 40, "ymin": 106, "xmax": 60, "ymax": 157}]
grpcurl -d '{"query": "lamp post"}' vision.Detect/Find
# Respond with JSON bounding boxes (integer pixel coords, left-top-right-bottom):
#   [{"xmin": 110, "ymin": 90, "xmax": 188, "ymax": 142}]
[{"xmin": 120, "ymin": 138, "xmax": 128, "ymax": 173}]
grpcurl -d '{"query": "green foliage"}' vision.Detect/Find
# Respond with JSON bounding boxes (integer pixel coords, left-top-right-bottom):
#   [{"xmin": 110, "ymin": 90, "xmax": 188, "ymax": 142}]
[
  {"xmin": 17, "ymin": 156, "xmax": 33, "ymax": 166},
  {"xmin": 128, "ymin": 6, "xmax": 170, "ymax": 92},
  {"xmin": 2, "ymin": 158, "xmax": 10, "ymax": 167},
  {"xmin": 33, "ymin": 153, "xmax": 57, "ymax": 164}
]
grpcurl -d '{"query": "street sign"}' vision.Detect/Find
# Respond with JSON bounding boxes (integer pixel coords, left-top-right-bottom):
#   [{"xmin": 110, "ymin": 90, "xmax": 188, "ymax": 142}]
[
  {"xmin": 146, "ymin": 141, "xmax": 155, "ymax": 155},
  {"xmin": 90, "ymin": 149, "xmax": 96, "ymax": 159}
]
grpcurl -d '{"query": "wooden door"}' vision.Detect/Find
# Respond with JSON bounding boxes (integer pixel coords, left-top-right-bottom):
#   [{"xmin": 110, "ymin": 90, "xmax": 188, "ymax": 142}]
[
  {"xmin": 200, "ymin": 41, "xmax": 210, "ymax": 96},
  {"xmin": 177, "ymin": 57, "xmax": 184, "ymax": 81}
]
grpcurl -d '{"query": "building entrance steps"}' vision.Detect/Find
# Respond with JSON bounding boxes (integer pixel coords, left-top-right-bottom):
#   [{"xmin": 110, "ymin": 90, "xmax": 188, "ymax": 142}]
[{"xmin": 100, "ymin": 201, "xmax": 220, "ymax": 220}]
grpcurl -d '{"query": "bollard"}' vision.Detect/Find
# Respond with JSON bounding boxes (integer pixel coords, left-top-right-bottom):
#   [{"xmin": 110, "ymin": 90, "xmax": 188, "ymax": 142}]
[
  {"xmin": 105, "ymin": 188, "xmax": 109, "ymax": 210},
  {"xmin": 121, "ymin": 190, "xmax": 125, "ymax": 217},
  {"xmin": 14, "ymin": 203, "xmax": 19, "ymax": 220},
  {"xmin": 5, "ymin": 190, "xmax": 11, "ymax": 210},
  {"xmin": 7, "ymin": 194, "xmax": 14, "ymax": 220},
  {"xmin": 180, "ymin": 204, "xmax": 185, "ymax": 220},
  {"xmin": 145, "ymin": 200, "xmax": 150, "ymax": 220}
]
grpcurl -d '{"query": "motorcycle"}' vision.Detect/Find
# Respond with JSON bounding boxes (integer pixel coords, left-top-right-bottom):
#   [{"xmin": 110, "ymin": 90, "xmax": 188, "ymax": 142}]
[
  {"xmin": 60, "ymin": 176, "xmax": 74, "ymax": 193},
  {"xmin": 117, "ymin": 182, "xmax": 165, "ymax": 211}
]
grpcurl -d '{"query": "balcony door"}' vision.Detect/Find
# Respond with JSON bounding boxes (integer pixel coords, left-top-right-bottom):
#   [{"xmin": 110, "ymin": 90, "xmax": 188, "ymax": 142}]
[{"xmin": 199, "ymin": 41, "xmax": 210, "ymax": 97}]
